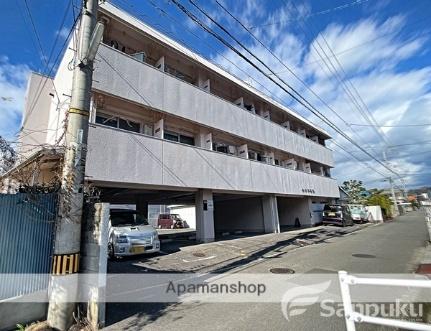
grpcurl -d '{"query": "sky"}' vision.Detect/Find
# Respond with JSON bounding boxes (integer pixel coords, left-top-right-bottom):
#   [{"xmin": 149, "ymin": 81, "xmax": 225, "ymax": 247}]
[{"xmin": 0, "ymin": 0, "xmax": 430, "ymax": 191}]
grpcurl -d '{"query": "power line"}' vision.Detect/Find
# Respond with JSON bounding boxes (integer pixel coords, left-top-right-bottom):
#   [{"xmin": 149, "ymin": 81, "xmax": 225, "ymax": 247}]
[
  {"xmin": 329, "ymin": 140, "xmax": 389, "ymax": 179},
  {"xmin": 141, "ymin": 0, "xmax": 404, "ymax": 186},
  {"xmin": 212, "ymin": 0, "xmax": 396, "ymax": 175},
  {"xmin": 287, "ymin": 0, "xmax": 390, "ymax": 148},
  {"xmin": 213, "ymin": 0, "xmax": 389, "ymax": 167},
  {"xmin": 249, "ymin": 0, "xmax": 370, "ymax": 29},
  {"xmin": 23, "ymin": 0, "xmax": 48, "ymax": 66},
  {"xmin": 388, "ymin": 140, "xmax": 431, "ymax": 148},
  {"xmin": 20, "ymin": 8, "xmax": 80, "ymax": 132},
  {"xmin": 350, "ymin": 123, "xmax": 431, "ymax": 128},
  {"xmin": 22, "ymin": 0, "xmax": 73, "ymax": 130},
  {"xmin": 170, "ymin": 0, "xmax": 400, "ymax": 178}
]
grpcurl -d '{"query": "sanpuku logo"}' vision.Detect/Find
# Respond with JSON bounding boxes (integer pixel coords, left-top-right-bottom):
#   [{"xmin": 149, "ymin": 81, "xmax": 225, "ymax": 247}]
[{"xmin": 281, "ymin": 281, "xmax": 332, "ymax": 320}]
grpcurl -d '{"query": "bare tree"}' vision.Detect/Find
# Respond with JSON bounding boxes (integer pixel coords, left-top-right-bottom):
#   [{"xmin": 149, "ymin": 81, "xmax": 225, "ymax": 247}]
[{"xmin": 0, "ymin": 136, "xmax": 16, "ymax": 175}]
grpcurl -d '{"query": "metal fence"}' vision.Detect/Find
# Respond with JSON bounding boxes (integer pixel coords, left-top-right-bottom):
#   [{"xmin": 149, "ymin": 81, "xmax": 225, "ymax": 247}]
[{"xmin": 0, "ymin": 193, "xmax": 57, "ymax": 299}]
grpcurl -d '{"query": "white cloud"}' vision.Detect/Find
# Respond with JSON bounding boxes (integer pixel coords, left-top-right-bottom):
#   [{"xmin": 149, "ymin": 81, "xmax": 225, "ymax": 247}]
[
  {"xmin": 0, "ymin": 56, "xmax": 29, "ymax": 141},
  {"xmin": 207, "ymin": 3, "xmax": 430, "ymax": 188},
  {"xmin": 55, "ymin": 26, "xmax": 69, "ymax": 40}
]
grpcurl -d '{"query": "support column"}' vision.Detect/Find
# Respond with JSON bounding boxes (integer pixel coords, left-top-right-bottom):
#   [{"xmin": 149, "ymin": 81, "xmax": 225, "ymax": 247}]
[
  {"xmin": 195, "ymin": 189, "xmax": 215, "ymax": 242},
  {"xmin": 136, "ymin": 196, "xmax": 149, "ymax": 222},
  {"xmin": 80, "ymin": 203, "xmax": 110, "ymax": 329},
  {"xmin": 262, "ymin": 194, "xmax": 280, "ymax": 233}
]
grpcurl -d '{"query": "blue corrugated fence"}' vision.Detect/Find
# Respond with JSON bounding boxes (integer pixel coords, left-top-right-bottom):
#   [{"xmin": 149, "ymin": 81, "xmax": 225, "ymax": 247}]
[{"xmin": 0, "ymin": 193, "xmax": 57, "ymax": 299}]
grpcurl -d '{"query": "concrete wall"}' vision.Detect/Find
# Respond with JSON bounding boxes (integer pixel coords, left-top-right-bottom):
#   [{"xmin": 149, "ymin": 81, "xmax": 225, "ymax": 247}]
[
  {"xmin": 86, "ymin": 125, "xmax": 340, "ymax": 198},
  {"xmin": 19, "ymin": 73, "xmax": 54, "ymax": 157},
  {"xmin": 45, "ymin": 33, "xmax": 75, "ymax": 145},
  {"xmin": 278, "ymin": 197, "xmax": 313, "ymax": 227},
  {"xmin": 93, "ymin": 45, "xmax": 334, "ymax": 167},
  {"xmin": 0, "ymin": 301, "xmax": 47, "ymax": 331},
  {"xmin": 214, "ymin": 197, "xmax": 264, "ymax": 233}
]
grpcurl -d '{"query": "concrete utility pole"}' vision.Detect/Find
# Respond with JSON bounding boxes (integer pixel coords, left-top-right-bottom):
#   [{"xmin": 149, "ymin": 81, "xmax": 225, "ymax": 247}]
[
  {"xmin": 47, "ymin": 0, "xmax": 100, "ymax": 329},
  {"xmin": 382, "ymin": 149, "xmax": 399, "ymax": 217},
  {"xmin": 388, "ymin": 176, "xmax": 399, "ymax": 217}
]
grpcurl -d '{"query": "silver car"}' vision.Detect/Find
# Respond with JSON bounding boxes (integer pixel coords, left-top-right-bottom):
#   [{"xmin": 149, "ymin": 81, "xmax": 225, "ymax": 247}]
[{"xmin": 108, "ymin": 209, "xmax": 160, "ymax": 259}]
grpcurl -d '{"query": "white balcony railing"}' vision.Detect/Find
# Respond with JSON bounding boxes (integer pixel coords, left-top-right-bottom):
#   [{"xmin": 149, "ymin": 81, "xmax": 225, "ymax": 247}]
[
  {"xmin": 94, "ymin": 44, "xmax": 334, "ymax": 167},
  {"xmin": 86, "ymin": 124, "xmax": 339, "ymax": 197}
]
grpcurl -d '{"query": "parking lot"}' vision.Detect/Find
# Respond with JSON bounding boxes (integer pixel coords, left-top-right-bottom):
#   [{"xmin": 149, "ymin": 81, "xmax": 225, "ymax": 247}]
[{"xmin": 108, "ymin": 222, "xmax": 374, "ymax": 274}]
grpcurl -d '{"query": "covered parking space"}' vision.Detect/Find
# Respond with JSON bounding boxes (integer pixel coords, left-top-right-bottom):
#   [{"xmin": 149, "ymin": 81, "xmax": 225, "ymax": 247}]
[
  {"xmin": 277, "ymin": 196, "xmax": 328, "ymax": 230},
  {"xmin": 98, "ymin": 185, "xmax": 197, "ymax": 238},
  {"xmin": 213, "ymin": 193, "xmax": 267, "ymax": 236},
  {"xmin": 96, "ymin": 185, "xmax": 283, "ymax": 243}
]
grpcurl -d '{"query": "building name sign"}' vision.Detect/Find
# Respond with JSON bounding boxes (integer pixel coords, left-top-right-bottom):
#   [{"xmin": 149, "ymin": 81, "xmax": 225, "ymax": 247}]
[{"xmin": 302, "ymin": 188, "xmax": 316, "ymax": 194}]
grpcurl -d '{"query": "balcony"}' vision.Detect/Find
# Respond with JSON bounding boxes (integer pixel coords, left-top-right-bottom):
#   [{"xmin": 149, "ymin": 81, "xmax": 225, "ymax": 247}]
[
  {"xmin": 86, "ymin": 125, "xmax": 339, "ymax": 197},
  {"xmin": 93, "ymin": 44, "xmax": 334, "ymax": 167}
]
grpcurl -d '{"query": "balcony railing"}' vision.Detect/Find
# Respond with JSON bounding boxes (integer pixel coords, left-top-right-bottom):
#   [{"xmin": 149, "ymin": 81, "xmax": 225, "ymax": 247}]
[
  {"xmin": 93, "ymin": 44, "xmax": 334, "ymax": 167},
  {"xmin": 86, "ymin": 124, "xmax": 339, "ymax": 197}
]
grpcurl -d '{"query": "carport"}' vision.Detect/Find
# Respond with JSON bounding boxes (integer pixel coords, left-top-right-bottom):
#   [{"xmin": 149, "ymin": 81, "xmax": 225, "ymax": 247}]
[
  {"xmin": 277, "ymin": 196, "xmax": 328, "ymax": 230},
  {"xmin": 213, "ymin": 193, "xmax": 266, "ymax": 235},
  {"xmin": 98, "ymin": 186, "xmax": 282, "ymax": 243}
]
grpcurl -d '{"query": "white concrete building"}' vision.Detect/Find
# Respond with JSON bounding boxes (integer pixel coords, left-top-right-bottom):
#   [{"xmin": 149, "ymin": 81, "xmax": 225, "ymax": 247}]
[{"xmin": 16, "ymin": 2, "xmax": 339, "ymax": 242}]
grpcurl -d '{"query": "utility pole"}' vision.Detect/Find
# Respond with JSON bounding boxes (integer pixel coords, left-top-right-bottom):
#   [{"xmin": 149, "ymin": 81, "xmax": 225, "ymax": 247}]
[
  {"xmin": 388, "ymin": 176, "xmax": 399, "ymax": 217},
  {"xmin": 47, "ymin": 0, "xmax": 100, "ymax": 329},
  {"xmin": 383, "ymin": 148, "xmax": 399, "ymax": 217}
]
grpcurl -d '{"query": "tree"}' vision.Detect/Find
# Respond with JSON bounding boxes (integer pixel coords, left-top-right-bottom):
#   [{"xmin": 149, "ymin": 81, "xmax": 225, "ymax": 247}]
[
  {"xmin": 367, "ymin": 192, "xmax": 392, "ymax": 218},
  {"xmin": 0, "ymin": 136, "xmax": 16, "ymax": 175},
  {"xmin": 341, "ymin": 179, "xmax": 367, "ymax": 204}
]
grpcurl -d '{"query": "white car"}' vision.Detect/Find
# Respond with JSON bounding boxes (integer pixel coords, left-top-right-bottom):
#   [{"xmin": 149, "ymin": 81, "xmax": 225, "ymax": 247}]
[{"xmin": 108, "ymin": 209, "xmax": 160, "ymax": 259}]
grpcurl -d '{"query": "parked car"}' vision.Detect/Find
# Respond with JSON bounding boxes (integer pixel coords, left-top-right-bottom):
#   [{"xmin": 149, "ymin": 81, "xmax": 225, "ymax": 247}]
[
  {"xmin": 108, "ymin": 209, "xmax": 160, "ymax": 259},
  {"xmin": 157, "ymin": 213, "xmax": 189, "ymax": 229},
  {"xmin": 322, "ymin": 204, "xmax": 354, "ymax": 227},
  {"xmin": 348, "ymin": 204, "xmax": 367, "ymax": 223}
]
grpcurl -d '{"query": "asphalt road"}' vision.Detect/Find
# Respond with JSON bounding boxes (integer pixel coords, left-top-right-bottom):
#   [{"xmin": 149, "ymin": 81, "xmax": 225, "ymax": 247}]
[{"xmin": 104, "ymin": 211, "xmax": 429, "ymax": 331}]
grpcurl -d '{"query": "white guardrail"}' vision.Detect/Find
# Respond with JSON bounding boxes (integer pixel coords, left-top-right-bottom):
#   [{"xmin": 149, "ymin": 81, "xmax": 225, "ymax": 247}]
[
  {"xmin": 425, "ymin": 206, "xmax": 431, "ymax": 242},
  {"xmin": 338, "ymin": 271, "xmax": 431, "ymax": 331}
]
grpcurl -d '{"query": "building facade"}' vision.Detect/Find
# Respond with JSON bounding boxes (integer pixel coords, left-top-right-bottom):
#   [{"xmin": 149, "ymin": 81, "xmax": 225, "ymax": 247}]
[{"xmin": 17, "ymin": 2, "xmax": 339, "ymax": 241}]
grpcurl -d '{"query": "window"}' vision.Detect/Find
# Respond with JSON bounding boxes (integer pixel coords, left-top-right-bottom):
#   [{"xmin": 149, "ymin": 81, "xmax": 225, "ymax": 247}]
[
  {"xmin": 96, "ymin": 113, "xmax": 118, "ymax": 128},
  {"xmin": 164, "ymin": 130, "xmax": 195, "ymax": 146},
  {"xmin": 179, "ymin": 135, "xmax": 195, "ymax": 146},
  {"xmin": 164, "ymin": 131, "xmax": 179, "ymax": 142},
  {"xmin": 96, "ymin": 112, "xmax": 143, "ymax": 134},
  {"xmin": 119, "ymin": 118, "xmax": 140, "ymax": 133}
]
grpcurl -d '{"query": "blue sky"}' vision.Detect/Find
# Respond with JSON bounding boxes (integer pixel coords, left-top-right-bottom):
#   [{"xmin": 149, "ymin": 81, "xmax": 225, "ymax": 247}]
[{"xmin": 0, "ymin": 0, "xmax": 430, "ymax": 190}]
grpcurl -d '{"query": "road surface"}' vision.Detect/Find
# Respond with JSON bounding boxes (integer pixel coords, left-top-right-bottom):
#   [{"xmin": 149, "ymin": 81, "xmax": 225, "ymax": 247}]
[{"xmin": 104, "ymin": 211, "xmax": 429, "ymax": 330}]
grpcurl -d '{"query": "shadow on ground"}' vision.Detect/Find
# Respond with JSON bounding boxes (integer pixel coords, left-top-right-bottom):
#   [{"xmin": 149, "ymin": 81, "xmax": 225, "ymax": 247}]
[{"xmin": 104, "ymin": 223, "xmax": 369, "ymax": 328}]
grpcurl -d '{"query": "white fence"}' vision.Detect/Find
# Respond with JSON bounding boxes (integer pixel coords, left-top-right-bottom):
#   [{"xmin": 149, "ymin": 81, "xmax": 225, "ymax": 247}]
[
  {"xmin": 338, "ymin": 271, "xmax": 431, "ymax": 331},
  {"xmin": 424, "ymin": 206, "xmax": 431, "ymax": 242}
]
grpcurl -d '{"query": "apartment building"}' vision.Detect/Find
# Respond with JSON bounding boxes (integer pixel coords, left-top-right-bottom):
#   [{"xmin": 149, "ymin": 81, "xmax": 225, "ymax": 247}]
[{"xmin": 15, "ymin": 2, "xmax": 339, "ymax": 242}]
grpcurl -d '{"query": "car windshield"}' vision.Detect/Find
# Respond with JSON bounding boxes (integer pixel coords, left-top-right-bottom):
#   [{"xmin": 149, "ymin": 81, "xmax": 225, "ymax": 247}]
[
  {"xmin": 110, "ymin": 211, "xmax": 149, "ymax": 226},
  {"xmin": 324, "ymin": 205, "xmax": 342, "ymax": 212},
  {"xmin": 350, "ymin": 206, "xmax": 362, "ymax": 213}
]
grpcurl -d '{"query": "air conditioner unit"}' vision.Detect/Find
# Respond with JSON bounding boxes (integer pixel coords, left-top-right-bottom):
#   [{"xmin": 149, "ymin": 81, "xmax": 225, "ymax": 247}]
[{"xmin": 132, "ymin": 51, "xmax": 147, "ymax": 63}]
